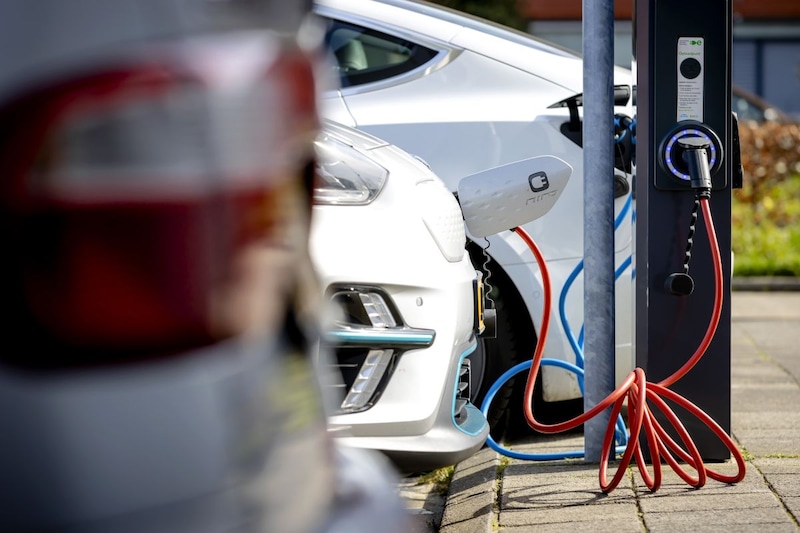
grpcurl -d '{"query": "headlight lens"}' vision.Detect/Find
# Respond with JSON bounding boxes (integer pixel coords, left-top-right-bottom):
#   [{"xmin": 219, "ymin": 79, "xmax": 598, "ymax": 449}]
[{"xmin": 313, "ymin": 133, "xmax": 388, "ymax": 205}]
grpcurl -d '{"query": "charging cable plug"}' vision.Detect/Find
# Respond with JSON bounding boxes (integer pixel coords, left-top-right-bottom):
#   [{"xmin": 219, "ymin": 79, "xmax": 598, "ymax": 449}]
[
  {"xmin": 665, "ymin": 272, "xmax": 695, "ymax": 296},
  {"xmin": 679, "ymin": 137, "xmax": 713, "ymax": 195}
]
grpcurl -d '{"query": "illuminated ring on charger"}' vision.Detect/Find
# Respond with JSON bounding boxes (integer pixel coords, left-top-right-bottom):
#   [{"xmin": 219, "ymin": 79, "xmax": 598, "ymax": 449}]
[{"xmin": 663, "ymin": 129, "xmax": 718, "ymax": 181}]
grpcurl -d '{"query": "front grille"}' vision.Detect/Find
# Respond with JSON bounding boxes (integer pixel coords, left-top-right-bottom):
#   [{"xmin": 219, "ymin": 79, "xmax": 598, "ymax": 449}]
[
  {"xmin": 328, "ymin": 347, "xmax": 398, "ymax": 413},
  {"xmin": 322, "ymin": 285, "xmax": 434, "ymax": 414},
  {"xmin": 453, "ymin": 359, "xmax": 471, "ymax": 424}
]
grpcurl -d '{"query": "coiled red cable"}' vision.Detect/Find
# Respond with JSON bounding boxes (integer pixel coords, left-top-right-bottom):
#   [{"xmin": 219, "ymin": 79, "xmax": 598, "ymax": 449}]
[{"xmin": 516, "ymin": 197, "xmax": 746, "ymax": 493}]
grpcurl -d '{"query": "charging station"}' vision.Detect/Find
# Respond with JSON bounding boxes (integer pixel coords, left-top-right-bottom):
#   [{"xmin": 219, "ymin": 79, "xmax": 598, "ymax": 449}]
[{"xmin": 633, "ymin": 0, "xmax": 742, "ymax": 461}]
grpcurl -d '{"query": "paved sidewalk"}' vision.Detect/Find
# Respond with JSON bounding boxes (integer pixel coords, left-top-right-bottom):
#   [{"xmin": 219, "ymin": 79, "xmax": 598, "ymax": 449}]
[{"xmin": 440, "ymin": 291, "xmax": 800, "ymax": 532}]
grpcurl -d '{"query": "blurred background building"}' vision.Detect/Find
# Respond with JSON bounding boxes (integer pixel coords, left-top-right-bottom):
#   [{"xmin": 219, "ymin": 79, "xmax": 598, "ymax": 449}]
[
  {"xmin": 515, "ymin": 0, "xmax": 800, "ymax": 118},
  {"xmin": 428, "ymin": 0, "xmax": 800, "ymax": 119}
]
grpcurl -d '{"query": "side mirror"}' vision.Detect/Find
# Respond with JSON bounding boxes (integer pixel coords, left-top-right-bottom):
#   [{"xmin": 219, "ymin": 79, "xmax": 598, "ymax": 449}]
[{"xmin": 457, "ymin": 155, "xmax": 573, "ymax": 238}]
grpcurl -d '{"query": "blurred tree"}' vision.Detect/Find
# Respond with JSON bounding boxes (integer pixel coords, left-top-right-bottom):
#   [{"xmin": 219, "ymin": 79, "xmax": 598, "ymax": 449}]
[{"xmin": 428, "ymin": 0, "xmax": 527, "ymax": 31}]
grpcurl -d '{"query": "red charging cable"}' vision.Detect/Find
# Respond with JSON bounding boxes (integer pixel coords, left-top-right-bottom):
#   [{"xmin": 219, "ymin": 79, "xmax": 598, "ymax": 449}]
[{"xmin": 515, "ymin": 197, "xmax": 746, "ymax": 493}]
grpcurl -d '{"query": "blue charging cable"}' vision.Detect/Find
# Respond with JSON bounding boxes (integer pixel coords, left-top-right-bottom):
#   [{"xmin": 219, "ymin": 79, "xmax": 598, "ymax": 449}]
[{"xmin": 480, "ymin": 192, "xmax": 633, "ymax": 460}]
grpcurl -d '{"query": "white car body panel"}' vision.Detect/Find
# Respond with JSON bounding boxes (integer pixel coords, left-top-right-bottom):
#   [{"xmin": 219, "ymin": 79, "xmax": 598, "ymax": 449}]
[{"xmin": 315, "ymin": 0, "xmax": 636, "ymax": 401}]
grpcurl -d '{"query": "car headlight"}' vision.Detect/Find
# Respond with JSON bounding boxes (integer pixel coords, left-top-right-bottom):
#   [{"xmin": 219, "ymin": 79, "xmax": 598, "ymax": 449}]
[{"xmin": 313, "ymin": 133, "xmax": 388, "ymax": 205}]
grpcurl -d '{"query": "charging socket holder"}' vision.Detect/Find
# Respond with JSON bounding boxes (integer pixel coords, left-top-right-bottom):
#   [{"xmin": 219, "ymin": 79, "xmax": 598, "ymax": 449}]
[{"xmin": 658, "ymin": 120, "xmax": 724, "ymax": 190}]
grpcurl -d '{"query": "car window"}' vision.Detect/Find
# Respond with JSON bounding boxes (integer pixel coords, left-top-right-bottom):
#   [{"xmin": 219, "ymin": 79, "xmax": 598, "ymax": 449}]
[{"xmin": 324, "ymin": 19, "xmax": 438, "ymax": 88}]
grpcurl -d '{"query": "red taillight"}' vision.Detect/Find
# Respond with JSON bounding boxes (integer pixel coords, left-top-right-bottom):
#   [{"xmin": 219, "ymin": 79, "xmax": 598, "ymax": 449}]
[
  {"xmin": 1, "ymin": 38, "xmax": 319, "ymax": 365},
  {"xmin": 20, "ymin": 200, "xmax": 222, "ymax": 350}
]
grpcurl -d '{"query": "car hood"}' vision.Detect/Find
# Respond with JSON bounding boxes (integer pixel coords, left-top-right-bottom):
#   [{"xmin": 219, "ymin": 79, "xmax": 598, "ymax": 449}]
[{"xmin": 320, "ymin": 119, "xmax": 393, "ymax": 153}]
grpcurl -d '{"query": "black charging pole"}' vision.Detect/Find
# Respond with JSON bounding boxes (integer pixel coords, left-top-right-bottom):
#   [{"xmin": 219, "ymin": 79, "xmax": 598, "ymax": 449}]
[{"xmin": 633, "ymin": 0, "xmax": 734, "ymax": 461}]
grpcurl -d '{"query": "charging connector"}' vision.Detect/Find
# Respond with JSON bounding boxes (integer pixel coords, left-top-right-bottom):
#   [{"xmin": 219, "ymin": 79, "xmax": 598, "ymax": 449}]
[
  {"xmin": 680, "ymin": 137, "xmax": 714, "ymax": 195},
  {"xmin": 658, "ymin": 120, "xmax": 724, "ymax": 191}
]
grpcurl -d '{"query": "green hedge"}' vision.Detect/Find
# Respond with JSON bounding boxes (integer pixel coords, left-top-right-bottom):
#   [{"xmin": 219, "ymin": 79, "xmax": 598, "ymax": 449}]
[{"xmin": 732, "ymin": 121, "xmax": 800, "ymax": 276}]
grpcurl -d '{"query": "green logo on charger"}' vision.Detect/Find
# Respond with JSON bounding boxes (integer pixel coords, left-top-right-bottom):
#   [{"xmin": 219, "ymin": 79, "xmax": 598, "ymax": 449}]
[{"xmin": 690, "ymin": 39, "xmax": 702, "ymax": 46}]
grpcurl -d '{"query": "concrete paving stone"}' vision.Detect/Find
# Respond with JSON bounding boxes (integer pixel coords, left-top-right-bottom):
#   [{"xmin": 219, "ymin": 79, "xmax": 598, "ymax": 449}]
[
  {"xmin": 498, "ymin": 501, "xmax": 640, "ymax": 529},
  {"xmin": 774, "ymin": 366, "xmax": 800, "ymax": 382},
  {"xmin": 731, "ymin": 293, "xmax": 800, "ymax": 320},
  {"xmin": 783, "ymin": 496, "xmax": 800, "ymax": 522},
  {"xmin": 753, "ymin": 459, "xmax": 800, "ymax": 504},
  {"xmin": 397, "ymin": 481, "xmax": 440, "ymax": 507},
  {"xmin": 729, "ymin": 347, "xmax": 762, "ymax": 361},
  {"xmin": 761, "ymin": 475, "xmax": 800, "ymax": 498},
  {"xmin": 730, "ymin": 363, "xmax": 773, "ymax": 377},
  {"xmin": 730, "ymin": 388, "xmax": 800, "ymax": 413},
  {"xmin": 762, "ymin": 347, "xmax": 800, "ymax": 359},
  {"xmin": 737, "ymin": 315, "xmax": 800, "ymax": 326},
  {"xmin": 732, "ymin": 435, "xmax": 800, "ymax": 457},
  {"xmin": 632, "ymin": 476, "xmax": 762, "ymax": 501},
  {"xmin": 731, "ymin": 363, "xmax": 795, "ymax": 382},
  {"xmin": 730, "ymin": 321, "xmax": 755, "ymax": 335},
  {"xmin": 438, "ymin": 447, "xmax": 496, "ymax": 533},
  {"xmin": 502, "ymin": 460, "xmax": 599, "ymax": 479},
  {"xmin": 637, "ymin": 488, "xmax": 779, "ymax": 513},
  {"xmin": 438, "ymin": 499, "xmax": 492, "ymax": 533},
  {"xmin": 730, "ymin": 362, "xmax": 770, "ymax": 376},
  {"xmin": 504, "ymin": 432, "xmax": 585, "ymax": 451},
  {"xmin": 446, "ymin": 448, "xmax": 497, "ymax": 490},
  {"xmin": 767, "ymin": 357, "xmax": 800, "ymax": 380},
  {"xmin": 501, "ymin": 461, "xmax": 609, "ymax": 483},
  {"xmin": 497, "ymin": 436, "xmax": 613, "ymax": 459},
  {"xmin": 737, "ymin": 316, "xmax": 800, "ymax": 330},
  {"xmin": 501, "ymin": 519, "xmax": 643, "ymax": 533},
  {"xmin": 749, "ymin": 350, "xmax": 800, "ymax": 373},
  {"xmin": 731, "ymin": 412, "xmax": 800, "ymax": 430},
  {"xmin": 733, "ymin": 424, "xmax": 800, "ymax": 437},
  {"xmin": 753, "ymin": 458, "xmax": 800, "ymax": 474},
  {"xmin": 502, "ymin": 482, "xmax": 637, "ymax": 511},
  {"xmin": 406, "ymin": 512, "xmax": 440, "ymax": 533},
  {"xmin": 730, "ymin": 331, "xmax": 783, "ymax": 347},
  {"xmin": 731, "ymin": 381, "xmax": 786, "ymax": 393},
  {"xmin": 730, "ymin": 331, "xmax": 764, "ymax": 347},
  {"xmin": 734, "ymin": 350, "xmax": 800, "ymax": 376},
  {"xmin": 646, "ymin": 519, "xmax": 798, "ymax": 533},
  {"xmin": 737, "ymin": 322, "xmax": 800, "ymax": 350},
  {"xmin": 642, "ymin": 506, "xmax": 792, "ymax": 527},
  {"xmin": 730, "ymin": 343, "xmax": 757, "ymax": 356},
  {"xmin": 633, "ymin": 463, "xmax": 759, "ymax": 489}
]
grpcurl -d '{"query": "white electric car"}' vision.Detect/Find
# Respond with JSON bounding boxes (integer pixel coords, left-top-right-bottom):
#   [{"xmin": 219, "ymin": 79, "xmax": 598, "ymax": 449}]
[
  {"xmin": 314, "ymin": 0, "xmax": 636, "ymax": 431},
  {"xmin": 310, "ymin": 120, "xmax": 491, "ymax": 471}
]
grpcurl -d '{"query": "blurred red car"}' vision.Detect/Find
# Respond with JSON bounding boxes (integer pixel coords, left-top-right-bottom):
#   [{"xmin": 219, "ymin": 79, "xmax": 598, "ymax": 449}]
[{"xmin": 0, "ymin": 1, "xmax": 405, "ymax": 532}]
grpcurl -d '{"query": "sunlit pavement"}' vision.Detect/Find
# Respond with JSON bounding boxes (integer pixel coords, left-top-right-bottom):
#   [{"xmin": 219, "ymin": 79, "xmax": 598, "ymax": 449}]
[{"xmin": 434, "ymin": 290, "xmax": 800, "ymax": 532}]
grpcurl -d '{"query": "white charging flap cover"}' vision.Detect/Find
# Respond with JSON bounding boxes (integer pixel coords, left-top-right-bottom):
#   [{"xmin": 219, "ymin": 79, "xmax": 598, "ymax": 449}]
[{"xmin": 457, "ymin": 155, "xmax": 573, "ymax": 238}]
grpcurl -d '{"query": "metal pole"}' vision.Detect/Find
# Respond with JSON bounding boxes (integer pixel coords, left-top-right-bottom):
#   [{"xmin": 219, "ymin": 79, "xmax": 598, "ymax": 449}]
[{"xmin": 582, "ymin": 0, "xmax": 616, "ymax": 463}]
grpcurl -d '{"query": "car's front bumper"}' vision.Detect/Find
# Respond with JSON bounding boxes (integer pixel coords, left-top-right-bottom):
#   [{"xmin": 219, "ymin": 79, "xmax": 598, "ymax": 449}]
[
  {"xmin": 311, "ymin": 194, "xmax": 490, "ymax": 471},
  {"xmin": 318, "ymin": 272, "xmax": 489, "ymax": 471},
  {"xmin": 329, "ymin": 336, "xmax": 488, "ymax": 472}
]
